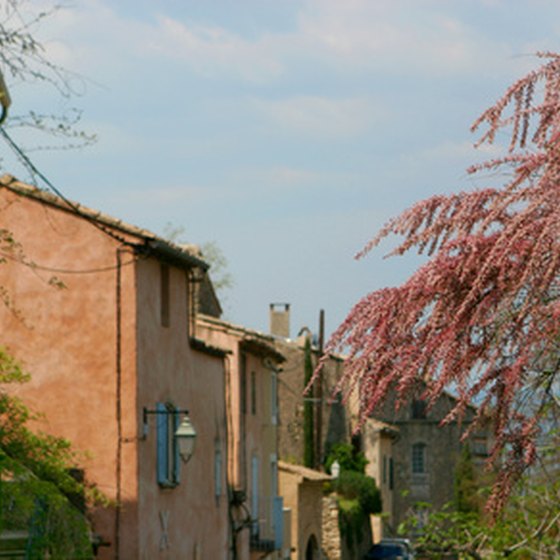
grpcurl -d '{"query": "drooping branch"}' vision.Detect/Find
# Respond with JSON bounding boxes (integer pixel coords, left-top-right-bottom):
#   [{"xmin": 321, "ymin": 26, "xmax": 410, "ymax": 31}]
[{"xmin": 320, "ymin": 53, "xmax": 560, "ymax": 513}]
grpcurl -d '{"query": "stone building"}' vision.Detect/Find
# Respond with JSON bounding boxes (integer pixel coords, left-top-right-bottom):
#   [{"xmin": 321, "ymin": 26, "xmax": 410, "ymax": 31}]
[
  {"xmin": 370, "ymin": 390, "xmax": 490, "ymax": 531},
  {"xmin": 267, "ymin": 305, "xmax": 350, "ymax": 469},
  {"xmin": 266, "ymin": 304, "xmax": 490, "ymax": 541}
]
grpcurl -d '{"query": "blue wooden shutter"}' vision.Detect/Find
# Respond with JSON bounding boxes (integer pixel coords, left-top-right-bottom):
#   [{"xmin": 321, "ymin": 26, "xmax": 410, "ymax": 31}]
[
  {"xmin": 273, "ymin": 496, "xmax": 284, "ymax": 550},
  {"xmin": 173, "ymin": 408, "xmax": 181, "ymax": 484},
  {"xmin": 251, "ymin": 455, "xmax": 259, "ymax": 536},
  {"xmin": 156, "ymin": 402, "xmax": 168, "ymax": 485}
]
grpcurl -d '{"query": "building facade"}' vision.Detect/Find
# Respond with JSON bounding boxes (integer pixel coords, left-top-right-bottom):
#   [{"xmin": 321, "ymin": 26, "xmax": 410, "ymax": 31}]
[
  {"xmin": 0, "ymin": 175, "xmax": 230, "ymax": 559},
  {"xmin": 197, "ymin": 314, "xmax": 287, "ymax": 560},
  {"xmin": 371, "ymin": 391, "xmax": 490, "ymax": 531}
]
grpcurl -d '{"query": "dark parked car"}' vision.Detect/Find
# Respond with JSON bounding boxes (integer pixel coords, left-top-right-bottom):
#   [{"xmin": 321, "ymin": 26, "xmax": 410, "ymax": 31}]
[{"xmin": 363, "ymin": 538, "xmax": 415, "ymax": 560}]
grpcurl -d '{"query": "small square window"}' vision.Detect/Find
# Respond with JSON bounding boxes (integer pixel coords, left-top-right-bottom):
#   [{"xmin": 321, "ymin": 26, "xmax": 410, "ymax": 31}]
[
  {"xmin": 271, "ymin": 370, "xmax": 278, "ymax": 426},
  {"xmin": 412, "ymin": 399, "xmax": 427, "ymax": 419}
]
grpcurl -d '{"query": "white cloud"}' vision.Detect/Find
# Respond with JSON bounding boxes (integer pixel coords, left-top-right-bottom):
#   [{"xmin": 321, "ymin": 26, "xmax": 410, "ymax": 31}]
[
  {"xmin": 252, "ymin": 95, "xmax": 386, "ymax": 139},
  {"xmin": 148, "ymin": 16, "xmax": 285, "ymax": 83},
  {"xmin": 294, "ymin": 0, "xmax": 516, "ymax": 77},
  {"xmin": 38, "ymin": 0, "xmax": 519, "ymax": 90}
]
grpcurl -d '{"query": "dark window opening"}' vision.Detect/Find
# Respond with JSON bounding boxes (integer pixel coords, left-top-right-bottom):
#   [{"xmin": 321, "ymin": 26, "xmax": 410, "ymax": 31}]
[
  {"xmin": 240, "ymin": 354, "xmax": 247, "ymax": 414},
  {"xmin": 351, "ymin": 433, "xmax": 362, "ymax": 455},
  {"xmin": 382, "ymin": 455, "xmax": 387, "ymax": 485},
  {"xmin": 160, "ymin": 263, "xmax": 170, "ymax": 327},
  {"xmin": 251, "ymin": 371, "xmax": 257, "ymax": 415},
  {"xmin": 412, "ymin": 399, "xmax": 427, "ymax": 419}
]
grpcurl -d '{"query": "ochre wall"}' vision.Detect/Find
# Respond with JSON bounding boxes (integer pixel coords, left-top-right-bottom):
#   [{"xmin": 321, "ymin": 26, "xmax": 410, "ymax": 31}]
[
  {"xmin": 0, "ymin": 186, "xmax": 230, "ymax": 559},
  {"xmin": 135, "ymin": 259, "xmax": 229, "ymax": 559},
  {"xmin": 0, "ymin": 187, "xmax": 135, "ymax": 557}
]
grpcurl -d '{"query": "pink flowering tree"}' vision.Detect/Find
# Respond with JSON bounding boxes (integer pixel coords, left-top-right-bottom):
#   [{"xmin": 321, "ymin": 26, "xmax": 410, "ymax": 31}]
[{"xmin": 322, "ymin": 53, "xmax": 560, "ymax": 513}]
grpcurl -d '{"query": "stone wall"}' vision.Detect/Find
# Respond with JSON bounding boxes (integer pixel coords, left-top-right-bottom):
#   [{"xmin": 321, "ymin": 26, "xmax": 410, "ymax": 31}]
[
  {"xmin": 321, "ymin": 495, "xmax": 372, "ymax": 560},
  {"xmin": 274, "ymin": 338, "xmax": 349, "ymax": 467},
  {"xmin": 321, "ymin": 495, "xmax": 341, "ymax": 560}
]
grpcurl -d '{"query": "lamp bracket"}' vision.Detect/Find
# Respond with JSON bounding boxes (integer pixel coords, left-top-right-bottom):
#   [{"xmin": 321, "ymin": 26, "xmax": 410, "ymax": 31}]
[{"xmin": 143, "ymin": 407, "xmax": 189, "ymax": 424}]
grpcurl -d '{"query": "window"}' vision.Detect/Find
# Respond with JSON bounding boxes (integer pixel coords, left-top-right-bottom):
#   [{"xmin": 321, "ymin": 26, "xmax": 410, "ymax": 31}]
[
  {"xmin": 251, "ymin": 371, "xmax": 257, "ymax": 415},
  {"xmin": 271, "ymin": 369, "xmax": 278, "ymax": 426},
  {"xmin": 412, "ymin": 443, "xmax": 427, "ymax": 474},
  {"xmin": 382, "ymin": 455, "xmax": 387, "ymax": 485},
  {"xmin": 389, "ymin": 457, "xmax": 394, "ymax": 490},
  {"xmin": 240, "ymin": 354, "xmax": 247, "ymax": 414},
  {"xmin": 472, "ymin": 437, "xmax": 488, "ymax": 457},
  {"xmin": 160, "ymin": 263, "xmax": 170, "ymax": 327},
  {"xmin": 156, "ymin": 402, "xmax": 180, "ymax": 487},
  {"xmin": 412, "ymin": 399, "xmax": 427, "ymax": 419},
  {"xmin": 270, "ymin": 453, "xmax": 278, "ymax": 495}
]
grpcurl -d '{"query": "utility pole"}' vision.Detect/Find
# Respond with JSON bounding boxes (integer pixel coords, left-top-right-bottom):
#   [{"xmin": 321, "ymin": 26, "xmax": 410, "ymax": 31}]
[{"xmin": 314, "ymin": 309, "xmax": 325, "ymax": 469}]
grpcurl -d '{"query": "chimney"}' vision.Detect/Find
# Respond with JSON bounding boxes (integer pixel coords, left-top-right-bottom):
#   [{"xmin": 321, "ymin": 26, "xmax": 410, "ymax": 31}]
[{"xmin": 269, "ymin": 303, "xmax": 290, "ymax": 338}]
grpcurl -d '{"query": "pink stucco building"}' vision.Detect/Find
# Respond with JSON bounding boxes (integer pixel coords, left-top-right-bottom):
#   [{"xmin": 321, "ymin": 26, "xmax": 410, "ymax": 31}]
[
  {"xmin": 0, "ymin": 175, "xmax": 230, "ymax": 559},
  {"xmin": 196, "ymin": 314, "xmax": 288, "ymax": 560}
]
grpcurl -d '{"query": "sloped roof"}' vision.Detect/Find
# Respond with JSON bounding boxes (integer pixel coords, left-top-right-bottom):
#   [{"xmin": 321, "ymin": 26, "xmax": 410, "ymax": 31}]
[
  {"xmin": 367, "ymin": 418, "xmax": 399, "ymax": 435},
  {"xmin": 278, "ymin": 461, "xmax": 332, "ymax": 482},
  {"xmin": 198, "ymin": 314, "xmax": 286, "ymax": 363},
  {"xmin": 0, "ymin": 174, "xmax": 209, "ymax": 272}
]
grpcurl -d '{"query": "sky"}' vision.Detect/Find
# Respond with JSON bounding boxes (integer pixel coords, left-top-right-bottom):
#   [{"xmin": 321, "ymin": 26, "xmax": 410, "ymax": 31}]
[{"xmin": 3, "ymin": 0, "xmax": 560, "ymax": 339}]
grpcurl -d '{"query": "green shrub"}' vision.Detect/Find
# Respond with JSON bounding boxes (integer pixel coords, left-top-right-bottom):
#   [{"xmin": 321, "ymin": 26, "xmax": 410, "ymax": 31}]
[
  {"xmin": 335, "ymin": 470, "xmax": 382, "ymax": 515},
  {"xmin": 324, "ymin": 442, "xmax": 367, "ymax": 474}
]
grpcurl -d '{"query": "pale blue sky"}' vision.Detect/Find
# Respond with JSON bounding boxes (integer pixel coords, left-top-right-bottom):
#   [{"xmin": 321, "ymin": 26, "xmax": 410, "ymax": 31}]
[{"xmin": 4, "ymin": 0, "xmax": 560, "ymax": 337}]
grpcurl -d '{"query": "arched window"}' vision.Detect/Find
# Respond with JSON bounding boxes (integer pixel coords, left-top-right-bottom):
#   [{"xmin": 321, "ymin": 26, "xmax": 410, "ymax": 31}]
[{"xmin": 412, "ymin": 443, "xmax": 427, "ymax": 474}]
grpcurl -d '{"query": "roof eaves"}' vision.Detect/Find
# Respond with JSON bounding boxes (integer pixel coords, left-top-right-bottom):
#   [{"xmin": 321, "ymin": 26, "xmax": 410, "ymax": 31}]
[{"xmin": 0, "ymin": 175, "xmax": 209, "ymax": 272}]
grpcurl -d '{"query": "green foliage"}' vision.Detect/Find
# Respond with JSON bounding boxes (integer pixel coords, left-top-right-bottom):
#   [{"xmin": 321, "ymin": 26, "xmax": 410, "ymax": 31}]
[
  {"xmin": 1, "ymin": 479, "xmax": 93, "ymax": 559},
  {"xmin": 400, "ymin": 476, "xmax": 560, "ymax": 559},
  {"xmin": 335, "ymin": 470, "xmax": 382, "ymax": 515},
  {"xmin": 324, "ymin": 442, "xmax": 367, "ymax": 474},
  {"xmin": 454, "ymin": 445, "xmax": 481, "ymax": 514},
  {"xmin": 162, "ymin": 222, "xmax": 233, "ymax": 297},
  {"xmin": 0, "ymin": 2, "xmax": 96, "ymax": 180},
  {"xmin": 303, "ymin": 337, "xmax": 314, "ymax": 468},
  {"xmin": 199, "ymin": 240, "xmax": 233, "ymax": 293},
  {"xmin": 325, "ymin": 443, "xmax": 381, "ymax": 552},
  {"xmin": 337, "ymin": 497, "xmax": 366, "ymax": 550},
  {"xmin": 0, "ymin": 347, "xmax": 100, "ymax": 557}
]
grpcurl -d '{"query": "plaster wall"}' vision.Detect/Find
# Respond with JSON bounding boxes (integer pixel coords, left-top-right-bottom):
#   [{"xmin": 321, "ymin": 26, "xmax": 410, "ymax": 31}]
[
  {"xmin": 0, "ymin": 187, "xmax": 138, "ymax": 557},
  {"xmin": 136, "ymin": 259, "xmax": 229, "ymax": 559},
  {"xmin": 0, "ymin": 185, "xmax": 230, "ymax": 559},
  {"xmin": 363, "ymin": 423, "xmax": 395, "ymax": 536},
  {"xmin": 197, "ymin": 317, "xmax": 281, "ymax": 558}
]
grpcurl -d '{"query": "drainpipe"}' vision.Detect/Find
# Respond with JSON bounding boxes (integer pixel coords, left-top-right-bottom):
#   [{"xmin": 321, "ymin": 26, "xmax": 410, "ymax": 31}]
[
  {"xmin": 114, "ymin": 246, "xmax": 126, "ymax": 560},
  {"xmin": 315, "ymin": 309, "xmax": 325, "ymax": 469}
]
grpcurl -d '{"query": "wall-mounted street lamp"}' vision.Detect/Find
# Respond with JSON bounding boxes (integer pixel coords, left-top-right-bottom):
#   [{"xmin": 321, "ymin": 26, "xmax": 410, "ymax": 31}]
[
  {"xmin": 0, "ymin": 70, "xmax": 11, "ymax": 125},
  {"xmin": 143, "ymin": 407, "xmax": 197, "ymax": 464},
  {"xmin": 330, "ymin": 459, "xmax": 341, "ymax": 479}
]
